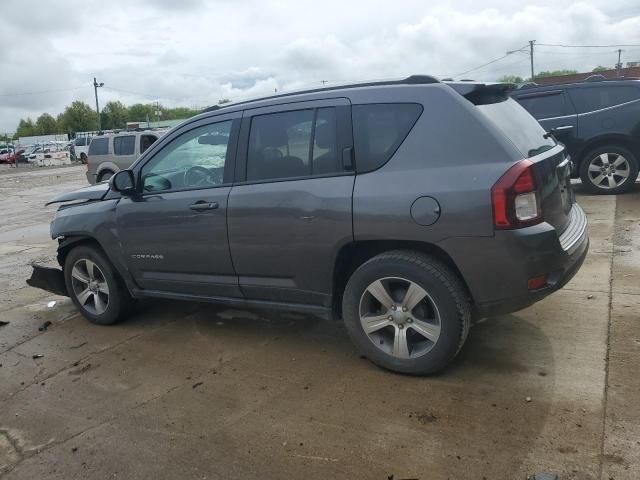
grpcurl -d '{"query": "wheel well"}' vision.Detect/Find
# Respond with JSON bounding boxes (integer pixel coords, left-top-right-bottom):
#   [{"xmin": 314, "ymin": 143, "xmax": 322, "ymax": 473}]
[
  {"xmin": 575, "ymin": 135, "xmax": 639, "ymax": 167},
  {"xmin": 331, "ymin": 240, "xmax": 472, "ymax": 317},
  {"xmin": 97, "ymin": 169, "xmax": 115, "ymax": 181},
  {"xmin": 57, "ymin": 236, "xmax": 104, "ymax": 267}
]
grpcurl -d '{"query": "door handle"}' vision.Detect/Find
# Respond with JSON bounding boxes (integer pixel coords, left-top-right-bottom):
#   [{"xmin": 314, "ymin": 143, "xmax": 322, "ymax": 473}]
[{"xmin": 189, "ymin": 201, "xmax": 219, "ymax": 211}]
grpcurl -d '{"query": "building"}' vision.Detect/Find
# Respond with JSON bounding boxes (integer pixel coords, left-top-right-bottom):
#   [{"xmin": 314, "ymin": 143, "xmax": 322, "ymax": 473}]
[{"xmin": 534, "ymin": 66, "xmax": 640, "ymax": 86}]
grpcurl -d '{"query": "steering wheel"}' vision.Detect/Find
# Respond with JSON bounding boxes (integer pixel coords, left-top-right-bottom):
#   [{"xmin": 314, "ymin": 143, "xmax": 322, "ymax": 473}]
[{"xmin": 184, "ymin": 165, "xmax": 213, "ymax": 187}]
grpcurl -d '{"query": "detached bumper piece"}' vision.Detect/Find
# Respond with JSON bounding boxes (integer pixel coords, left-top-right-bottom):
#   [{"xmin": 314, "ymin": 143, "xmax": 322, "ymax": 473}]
[{"xmin": 26, "ymin": 264, "xmax": 69, "ymax": 297}]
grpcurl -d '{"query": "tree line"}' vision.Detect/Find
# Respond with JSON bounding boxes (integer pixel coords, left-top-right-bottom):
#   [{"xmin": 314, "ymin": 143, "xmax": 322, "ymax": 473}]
[{"xmin": 12, "ymin": 101, "xmax": 206, "ymax": 139}]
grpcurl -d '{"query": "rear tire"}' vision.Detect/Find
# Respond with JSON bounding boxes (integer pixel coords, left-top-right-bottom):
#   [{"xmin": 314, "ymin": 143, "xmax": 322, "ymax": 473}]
[
  {"xmin": 97, "ymin": 170, "xmax": 114, "ymax": 183},
  {"xmin": 579, "ymin": 145, "xmax": 638, "ymax": 194},
  {"xmin": 342, "ymin": 250, "xmax": 471, "ymax": 375},
  {"xmin": 64, "ymin": 245, "xmax": 133, "ymax": 325}
]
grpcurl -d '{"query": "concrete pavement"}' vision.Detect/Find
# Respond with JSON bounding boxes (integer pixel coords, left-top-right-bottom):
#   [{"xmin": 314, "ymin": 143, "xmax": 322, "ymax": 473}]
[{"xmin": 0, "ymin": 165, "xmax": 638, "ymax": 479}]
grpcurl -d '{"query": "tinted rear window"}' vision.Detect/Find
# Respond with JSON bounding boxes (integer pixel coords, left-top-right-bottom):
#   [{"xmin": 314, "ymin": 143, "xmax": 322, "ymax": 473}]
[
  {"xmin": 88, "ymin": 137, "xmax": 109, "ymax": 155},
  {"xmin": 568, "ymin": 85, "xmax": 640, "ymax": 114},
  {"xmin": 477, "ymin": 98, "xmax": 555, "ymax": 158},
  {"xmin": 352, "ymin": 103, "xmax": 422, "ymax": 173},
  {"xmin": 514, "ymin": 91, "xmax": 568, "ymax": 119},
  {"xmin": 113, "ymin": 136, "xmax": 135, "ymax": 156}
]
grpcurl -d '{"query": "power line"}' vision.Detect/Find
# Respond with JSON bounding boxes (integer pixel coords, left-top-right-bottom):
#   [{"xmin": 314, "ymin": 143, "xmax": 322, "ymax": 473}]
[
  {"xmin": 537, "ymin": 43, "xmax": 640, "ymax": 48},
  {"xmin": 453, "ymin": 43, "xmax": 530, "ymax": 77},
  {"xmin": 0, "ymin": 84, "xmax": 90, "ymax": 97}
]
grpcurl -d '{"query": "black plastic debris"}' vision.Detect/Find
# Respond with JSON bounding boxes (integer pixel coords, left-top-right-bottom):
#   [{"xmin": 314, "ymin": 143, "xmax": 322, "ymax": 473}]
[
  {"xmin": 32, "ymin": 354, "xmax": 44, "ymax": 359},
  {"xmin": 26, "ymin": 265, "xmax": 68, "ymax": 297},
  {"xmin": 38, "ymin": 321, "xmax": 52, "ymax": 332},
  {"xmin": 0, "ymin": 320, "xmax": 9, "ymax": 327}
]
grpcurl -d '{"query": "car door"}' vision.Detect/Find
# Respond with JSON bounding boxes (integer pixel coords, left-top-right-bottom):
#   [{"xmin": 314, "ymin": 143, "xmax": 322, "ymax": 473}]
[
  {"xmin": 227, "ymin": 99, "xmax": 354, "ymax": 307},
  {"xmin": 514, "ymin": 89, "xmax": 578, "ymax": 150},
  {"xmin": 116, "ymin": 112, "xmax": 242, "ymax": 297}
]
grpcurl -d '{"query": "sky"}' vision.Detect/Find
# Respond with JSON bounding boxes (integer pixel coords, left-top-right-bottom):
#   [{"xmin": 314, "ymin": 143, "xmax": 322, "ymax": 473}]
[{"xmin": 1, "ymin": 0, "xmax": 640, "ymax": 132}]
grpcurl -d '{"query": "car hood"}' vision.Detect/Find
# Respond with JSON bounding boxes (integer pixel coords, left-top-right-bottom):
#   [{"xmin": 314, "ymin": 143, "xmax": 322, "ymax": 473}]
[{"xmin": 46, "ymin": 183, "xmax": 110, "ymax": 205}]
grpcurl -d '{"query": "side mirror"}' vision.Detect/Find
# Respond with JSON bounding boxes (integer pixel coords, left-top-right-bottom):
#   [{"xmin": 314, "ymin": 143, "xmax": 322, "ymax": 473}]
[{"xmin": 110, "ymin": 170, "xmax": 137, "ymax": 196}]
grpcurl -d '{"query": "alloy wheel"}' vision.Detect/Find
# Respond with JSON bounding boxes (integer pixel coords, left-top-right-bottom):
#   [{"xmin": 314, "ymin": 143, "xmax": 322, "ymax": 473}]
[
  {"xmin": 70, "ymin": 259, "xmax": 110, "ymax": 315},
  {"xmin": 587, "ymin": 153, "xmax": 630, "ymax": 190},
  {"xmin": 359, "ymin": 277, "xmax": 441, "ymax": 359}
]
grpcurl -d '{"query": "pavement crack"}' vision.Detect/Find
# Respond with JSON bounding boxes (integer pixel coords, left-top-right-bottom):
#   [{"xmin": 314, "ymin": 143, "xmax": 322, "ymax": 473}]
[{"xmin": 597, "ymin": 194, "xmax": 616, "ymax": 480}]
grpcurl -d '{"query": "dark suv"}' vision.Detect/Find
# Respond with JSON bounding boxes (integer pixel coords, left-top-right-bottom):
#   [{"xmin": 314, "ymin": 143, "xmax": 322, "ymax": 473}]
[
  {"xmin": 40, "ymin": 76, "xmax": 588, "ymax": 374},
  {"xmin": 511, "ymin": 79, "xmax": 640, "ymax": 194}
]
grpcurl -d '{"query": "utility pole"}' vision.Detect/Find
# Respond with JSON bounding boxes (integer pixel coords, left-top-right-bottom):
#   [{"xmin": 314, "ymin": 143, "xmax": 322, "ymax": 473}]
[
  {"xmin": 529, "ymin": 40, "xmax": 536, "ymax": 82},
  {"xmin": 93, "ymin": 77, "xmax": 104, "ymax": 132},
  {"xmin": 616, "ymin": 49, "xmax": 623, "ymax": 77}
]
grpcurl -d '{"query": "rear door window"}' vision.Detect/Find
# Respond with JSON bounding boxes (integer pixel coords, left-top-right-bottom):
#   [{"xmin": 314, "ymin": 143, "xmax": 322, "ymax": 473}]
[
  {"xmin": 568, "ymin": 85, "xmax": 640, "ymax": 114},
  {"xmin": 477, "ymin": 98, "xmax": 556, "ymax": 158},
  {"xmin": 113, "ymin": 136, "xmax": 135, "ymax": 156},
  {"xmin": 246, "ymin": 107, "xmax": 341, "ymax": 181},
  {"xmin": 88, "ymin": 137, "xmax": 109, "ymax": 155},
  {"xmin": 352, "ymin": 103, "xmax": 422, "ymax": 173},
  {"xmin": 514, "ymin": 91, "xmax": 569, "ymax": 119}
]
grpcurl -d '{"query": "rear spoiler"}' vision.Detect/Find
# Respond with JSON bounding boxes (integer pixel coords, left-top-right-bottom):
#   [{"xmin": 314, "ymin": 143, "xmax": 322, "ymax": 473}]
[{"xmin": 445, "ymin": 82, "xmax": 516, "ymax": 105}]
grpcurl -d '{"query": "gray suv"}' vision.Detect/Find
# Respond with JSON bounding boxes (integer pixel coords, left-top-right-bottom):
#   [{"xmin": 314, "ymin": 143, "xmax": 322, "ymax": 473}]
[
  {"xmin": 86, "ymin": 130, "xmax": 164, "ymax": 184},
  {"xmin": 41, "ymin": 76, "xmax": 588, "ymax": 374}
]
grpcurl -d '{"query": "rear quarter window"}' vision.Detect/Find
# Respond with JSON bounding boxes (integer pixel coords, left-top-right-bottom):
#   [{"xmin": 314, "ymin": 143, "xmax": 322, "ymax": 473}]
[
  {"xmin": 88, "ymin": 137, "xmax": 109, "ymax": 155},
  {"xmin": 568, "ymin": 85, "xmax": 640, "ymax": 114},
  {"xmin": 477, "ymin": 98, "xmax": 556, "ymax": 158},
  {"xmin": 352, "ymin": 103, "xmax": 422, "ymax": 173}
]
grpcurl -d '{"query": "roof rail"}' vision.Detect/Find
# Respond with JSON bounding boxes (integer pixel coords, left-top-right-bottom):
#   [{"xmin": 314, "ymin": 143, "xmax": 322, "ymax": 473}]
[{"xmin": 202, "ymin": 75, "xmax": 439, "ymax": 113}]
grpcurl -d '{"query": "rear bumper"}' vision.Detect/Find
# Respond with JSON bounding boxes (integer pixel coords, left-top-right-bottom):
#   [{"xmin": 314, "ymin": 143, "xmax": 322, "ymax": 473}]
[{"xmin": 441, "ymin": 203, "xmax": 589, "ymax": 317}]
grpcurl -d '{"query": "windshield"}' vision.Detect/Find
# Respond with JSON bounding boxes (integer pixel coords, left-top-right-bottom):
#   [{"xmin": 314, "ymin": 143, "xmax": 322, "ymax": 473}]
[{"xmin": 477, "ymin": 98, "xmax": 556, "ymax": 158}]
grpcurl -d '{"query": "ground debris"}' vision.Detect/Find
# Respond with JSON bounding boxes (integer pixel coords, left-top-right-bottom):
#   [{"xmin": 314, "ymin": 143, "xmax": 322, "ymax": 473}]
[
  {"xmin": 38, "ymin": 321, "xmax": 52, "ymax": 331},
  {"xmin": 0, "ymin": 320, "xmax": 9, "ymax": 327},
  {"xmin": 587, "ymin": 294, "xmax": 594, "ymax": 299},
  {"xmin": 32, "ymin": 354, "xmax": 44, "ymax": 359},
  {"xmin": 69, "ymin": 363, "xmax": 92, "ymax": 375},
  {"xmin": 192, "ymin": 382, "xmax": 204, "ymax": 389},
  {"xmin": 409, "ymin": 411, "xmax": 438, "ymax": 424}
]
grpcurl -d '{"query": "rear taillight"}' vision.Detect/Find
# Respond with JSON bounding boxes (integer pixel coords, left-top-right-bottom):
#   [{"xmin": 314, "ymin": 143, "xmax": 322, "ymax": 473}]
[{"xmin": 492, "ymin": 159, "xmax": 542, "ymax": 229}]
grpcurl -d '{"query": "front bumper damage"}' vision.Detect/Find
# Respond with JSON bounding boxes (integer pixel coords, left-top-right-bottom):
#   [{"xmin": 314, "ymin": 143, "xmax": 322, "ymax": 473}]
[{"xmin": 26, "ymin": 264, "xmax": 68, "ymax": 297}]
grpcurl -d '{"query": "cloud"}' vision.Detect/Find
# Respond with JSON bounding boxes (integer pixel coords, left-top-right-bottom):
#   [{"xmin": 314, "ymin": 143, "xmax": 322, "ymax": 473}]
[{"xmin": 0, "ymin": 0, "xmax": 639, "ymax": 132}]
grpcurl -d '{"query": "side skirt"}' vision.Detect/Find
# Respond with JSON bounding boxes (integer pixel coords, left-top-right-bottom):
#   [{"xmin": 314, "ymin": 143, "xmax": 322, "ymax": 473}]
[{"xmin": 130, "ymin": 288, "xmax": 334, "ymax": 321}]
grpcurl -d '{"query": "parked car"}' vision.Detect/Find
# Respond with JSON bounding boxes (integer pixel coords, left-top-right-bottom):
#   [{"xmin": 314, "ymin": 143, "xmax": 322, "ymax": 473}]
[
  {"xmin": 511, "ymin": 79, "xmax": 640, "ymax": 194},
  {"xmin": 27, "ymin": 142, "xmax": 71, "ymax": 167},
  {"xmin": 73, "ymin": 136, "xmax": 92, "ymax": 163},
  {"xmin": 86, "ymin": 130, "xmax": 164, "ymax": 184},
  {"xmin": 0, "ymin": 146, "xmax": 15, "ymax": 164},
  {"xmin": 40, "ymin": 76, "xmax": 588, "ymax": 375}
]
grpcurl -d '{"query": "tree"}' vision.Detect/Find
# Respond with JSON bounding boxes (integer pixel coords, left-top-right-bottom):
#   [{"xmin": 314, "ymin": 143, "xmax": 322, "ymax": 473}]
[
  {"xmin": 101, "ymin": 101, "xmax": 129, "ymax": 130},
  {"xmin": 163, "ymin": 106, "xmax": 200, "ymax": 120},
  {"xmin": 592, "ymin": 65, "xmax": 609, "ymax": 72},
  {"xmin": 58, "ymin": 101, "xmax": 97, "ymax": 133},
  {"xmin": 35, "ymin": 113, "xmax": 58, "ymax": 135},
  {"xmin": 498, "ymin": 75, "xmax": 524, "ymax": 84},
  {"xmin": 535, "ymin": 70, "xmax": 578, "ymax": 79},
  {"xmin": 218, "ymin": 98, "xmax": 232, "ymax": 105},
  {"xmin": 15, "ymin": 118, "xmax": 36, "ymax": 138},
  {"xmin": 127, "ymin": 103, "xmax": 155, "ymax": 122}
]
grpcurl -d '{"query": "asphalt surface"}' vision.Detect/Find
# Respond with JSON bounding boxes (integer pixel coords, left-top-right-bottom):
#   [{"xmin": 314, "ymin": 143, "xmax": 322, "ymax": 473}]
[{"xmin": 0, "ymin": 165, "xmax": 638, "ymax": 480}]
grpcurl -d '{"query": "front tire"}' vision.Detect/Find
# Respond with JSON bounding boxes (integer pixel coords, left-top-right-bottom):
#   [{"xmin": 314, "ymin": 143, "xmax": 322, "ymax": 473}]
[
  {"xmin": 97, "ymin": 170, "xmax": 114, "ymax": 183},
  {"xmin": 342, "ymin": 251, "xmax": 471, "ymax": 375},
  {"xmin": 64, "ymin": 245, "xmax": 132, "ymax": 325},
  {"xmin": 579, "ymin": 146, "xmax": 638, "ymax": 194}
]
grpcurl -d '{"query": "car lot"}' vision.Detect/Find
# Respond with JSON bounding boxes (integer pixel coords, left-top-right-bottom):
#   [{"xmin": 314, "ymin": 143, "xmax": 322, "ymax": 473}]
[{"xmin": 0, "ymin": 165, "xmax": 638, "ymax": 479}]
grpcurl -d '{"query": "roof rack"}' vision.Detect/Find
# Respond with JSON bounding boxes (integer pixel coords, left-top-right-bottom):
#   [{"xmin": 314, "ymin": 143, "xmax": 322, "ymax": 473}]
[{"xmin": 202, "ymin": 75, "xmax": 439, "ymax": 113}]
